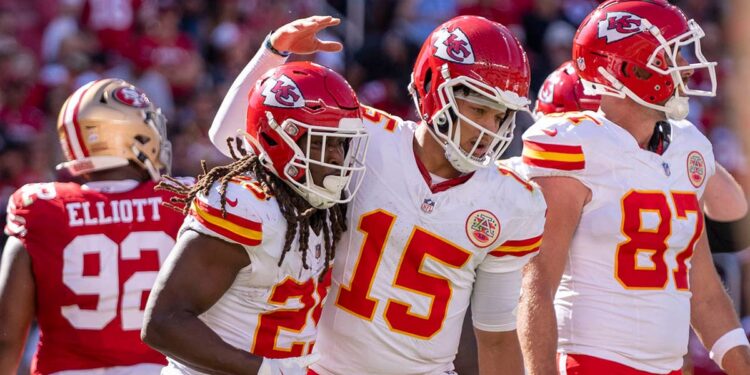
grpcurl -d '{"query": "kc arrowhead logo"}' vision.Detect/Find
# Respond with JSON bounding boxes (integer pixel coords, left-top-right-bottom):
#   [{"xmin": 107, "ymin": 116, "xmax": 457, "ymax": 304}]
[
  {"xmin": 433, "ymin": 27, "xmax": 475, "ymax": 64},
  {"xmin": 261, "ymin": 75, "xmax": 305, "ymax": 108},
  {"xmin": 598, "ymin": 12, "xmax": 644, "ymax": 43}
]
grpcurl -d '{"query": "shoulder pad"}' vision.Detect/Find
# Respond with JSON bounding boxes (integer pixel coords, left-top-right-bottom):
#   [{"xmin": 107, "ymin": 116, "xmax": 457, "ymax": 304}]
[
  {"xmin": 495, "ymin": 163, "xmax": 536, "ymax": 193},
  {"xmin": 522, "ymin": 114, "xmax": 590, "ymax": 172},
  {"xmin": 190, "ymin": 176, "xmax": 273, "ymax": 247},
  {"xmin": 360, "ymin": 105, "xmax": 404, "ymax": 133},
  {"xmin": 4, "ymin": 182, "xmax": 63, "ymax": 237}
]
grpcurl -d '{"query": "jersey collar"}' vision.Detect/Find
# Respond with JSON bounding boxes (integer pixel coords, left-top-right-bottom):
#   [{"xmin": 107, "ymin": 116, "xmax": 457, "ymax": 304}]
[{"xmin": 412, "ymin": 148, "xmax": 474, "ymax": 193}]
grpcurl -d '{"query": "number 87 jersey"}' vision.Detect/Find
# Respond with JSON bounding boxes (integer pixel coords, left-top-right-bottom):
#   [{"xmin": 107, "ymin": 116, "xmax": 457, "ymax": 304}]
[
  {"xmin": 520, "ymin": 111, "xmax": 715, "ymax": 373},
  {"xmin": 312, "ymin": 113, "xmax": 547, "ymax": 375}
]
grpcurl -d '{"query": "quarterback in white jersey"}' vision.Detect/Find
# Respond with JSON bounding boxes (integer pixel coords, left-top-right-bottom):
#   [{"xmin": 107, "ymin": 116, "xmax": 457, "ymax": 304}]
[
  {"xmin": 208, "ymin": 15, "xmax": 548, "ymax": 375},
  {"xmin": 142, "ymin": 62, "xmax": 369, "ymax": 375},
  {"xmin": 313, "ymin": 106, "xmax": 546, "ymax": 375},
  {"xmin": 517, "ymin": 1, "xmax": 750, "ymax": 374}
]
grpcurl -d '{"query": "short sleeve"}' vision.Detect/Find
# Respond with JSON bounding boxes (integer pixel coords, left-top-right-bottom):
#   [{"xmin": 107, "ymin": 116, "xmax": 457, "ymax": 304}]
[
  {"xmin": 479, "ymin": 188, "xmax": 546, "ymax": 273},
  {"xmin": 521, "ymin": 118, "xmax": 588, "ymax": 180},
  {"xmin": 184, "ymin": 180, "xmax": 265, "ymax": 248}
]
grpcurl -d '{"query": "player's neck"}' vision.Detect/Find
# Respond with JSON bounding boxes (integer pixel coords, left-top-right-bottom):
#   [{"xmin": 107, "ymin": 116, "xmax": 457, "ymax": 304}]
[
  {"xmin": 413, "ymin": 124, "xmax": 462, "ymax": 179},
  {"xmin": 85, "ymin": 165, "xmax": 150, "ymax": 183},
  {"xmin": 600, "ymin": 97, "xmax": 666, "ymax": 149}
]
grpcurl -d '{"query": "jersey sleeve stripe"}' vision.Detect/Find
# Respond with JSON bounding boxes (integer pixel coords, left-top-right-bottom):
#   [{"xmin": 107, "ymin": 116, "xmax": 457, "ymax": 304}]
[
  {"xmin": 522, "ymin": 148, "xmax": 584, "ymax": 163},
  {"xmin": 523, "ymin": 140, "xmax": 583, "ymax": 154},
  {"xmin": 522, "ymin": 156, "xmax": 585, "ymax": 171},
  {"xmin": 488, "ymin": 235, "xmax": 542, "ymax": 257},
  {"xmin": 190, "ymin": 201, "xmax": 262, "ymax": 246},
  {"xmin": 522, "ymin": 140, "xmax": 585, "ymax": 171}
]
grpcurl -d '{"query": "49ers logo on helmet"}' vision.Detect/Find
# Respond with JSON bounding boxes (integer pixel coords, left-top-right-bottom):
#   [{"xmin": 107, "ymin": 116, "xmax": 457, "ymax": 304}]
[
  {"xmin": 433, "ymin": 27, "xmax": 475, "ymax": 64},
  {"xmin": 261, "ymin": 75, "xmax": 305, "ymax": 108},
  {"xmin": 113, "ymin": 87, "xmax": 152, "ymax": 108},
  {"xmin": 597, "ymin": 12, "xmax": 644, "ymax": 43}
]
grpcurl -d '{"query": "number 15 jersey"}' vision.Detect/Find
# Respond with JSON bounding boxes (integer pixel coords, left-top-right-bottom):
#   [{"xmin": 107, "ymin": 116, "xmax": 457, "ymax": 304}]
[
  {"xmin": 521, "ymin": 111, "xmax": 715, "ymax": 373},
  {"xmin": 312, "ymin": 108, "xmax": 547, "ymax": 375}
]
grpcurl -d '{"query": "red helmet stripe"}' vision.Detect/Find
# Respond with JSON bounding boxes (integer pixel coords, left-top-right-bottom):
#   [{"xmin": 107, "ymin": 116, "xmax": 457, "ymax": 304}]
[
  {"xmin": 59, "ymin": 97, "xmax": 77, "ymax": 159},
  {"xmin": 62, "ymin": 81, "xmax": 97, "ymax": 158}
]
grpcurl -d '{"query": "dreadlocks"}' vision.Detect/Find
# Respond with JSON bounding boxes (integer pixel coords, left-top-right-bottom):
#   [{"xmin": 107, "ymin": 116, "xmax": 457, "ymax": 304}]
[{"xmin": 158, "ymin": 138, "xmax": 346, "ymax": 276}]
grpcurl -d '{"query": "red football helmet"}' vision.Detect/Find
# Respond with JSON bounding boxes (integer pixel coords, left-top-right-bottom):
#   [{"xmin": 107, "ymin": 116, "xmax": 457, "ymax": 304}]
[
  {"xmin": 245, "ymin": 62, "xmax": 369, "ymax": 209},
  {"xmin": 573, "ymin": 0, "xmax": 717, "ymax": 120},
  {"xmin": 409, "ymin": 15, "xmax": 531, "ymax": 173},
  {"xmin": 534, "ymin": 60, "xmax": 601, "ymax": 118}
]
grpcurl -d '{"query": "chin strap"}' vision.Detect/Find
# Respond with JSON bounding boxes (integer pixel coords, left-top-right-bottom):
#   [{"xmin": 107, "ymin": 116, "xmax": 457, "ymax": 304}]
[{"xmin": 646, "ymin": 121, "xmax": 672, "ymax": 155}]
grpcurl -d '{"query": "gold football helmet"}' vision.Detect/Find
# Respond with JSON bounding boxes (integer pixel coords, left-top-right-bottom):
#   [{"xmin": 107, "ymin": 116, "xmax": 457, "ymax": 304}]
[{"xmin": 56, "ymin": 79, "xmax": 171, "ymax": 181}]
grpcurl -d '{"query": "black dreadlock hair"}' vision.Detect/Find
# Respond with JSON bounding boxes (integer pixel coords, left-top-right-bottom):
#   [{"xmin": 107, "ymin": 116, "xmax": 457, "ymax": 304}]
[{"xmin": 157, "ymin": 138, "xmax": 347, "ymax": 277}]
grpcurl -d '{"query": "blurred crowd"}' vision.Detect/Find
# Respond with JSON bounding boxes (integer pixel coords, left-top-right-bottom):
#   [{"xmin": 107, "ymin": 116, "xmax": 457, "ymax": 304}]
[{"xmin": 0, "ymin": 0, "xmax": 743, "ymax": 202}]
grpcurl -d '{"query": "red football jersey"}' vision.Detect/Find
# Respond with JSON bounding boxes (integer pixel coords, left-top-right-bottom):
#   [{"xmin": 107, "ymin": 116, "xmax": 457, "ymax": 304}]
[{"xmin": 4, "ymin": 180, "xmax": 187, "ymax": 374}]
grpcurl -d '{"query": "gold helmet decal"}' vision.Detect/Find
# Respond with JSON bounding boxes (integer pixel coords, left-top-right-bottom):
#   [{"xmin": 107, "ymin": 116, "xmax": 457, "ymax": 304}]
[{"xmin": 56, "ymin": 79, "xmax": 171, "ymax": 181}]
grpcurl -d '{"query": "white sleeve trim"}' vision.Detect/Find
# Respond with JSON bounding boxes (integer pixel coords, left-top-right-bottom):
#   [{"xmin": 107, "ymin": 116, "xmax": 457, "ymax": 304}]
[
  {"xmin": 471, "ymin": 268, "xmax": 522, "ymax": 332},
  {"xmin": 209, "ymin": 37, "xmax": 288, "ymax": 158}
]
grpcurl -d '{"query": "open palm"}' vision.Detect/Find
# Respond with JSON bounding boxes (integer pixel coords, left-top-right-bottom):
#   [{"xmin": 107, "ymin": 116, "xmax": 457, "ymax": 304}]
[{"xmin": 270, "ymin": 16, "xmax": 343, "ymax": 55}]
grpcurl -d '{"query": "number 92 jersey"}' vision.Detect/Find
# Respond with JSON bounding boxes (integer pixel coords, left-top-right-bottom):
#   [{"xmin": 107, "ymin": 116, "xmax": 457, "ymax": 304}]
[
  {"xmin": 520, "ymin": 111, "xmax": 715, "ymax": 373},
  {"xmin": 164, "ymin": 175, "xmax": 330, "ymax": 375},
  {"xmin": 4, "ymin": 180, "xmax": 188, "ymax": 375},
  {"xmin": 312, "ymin": 107, "xmax": 547, "ymax": 375}
]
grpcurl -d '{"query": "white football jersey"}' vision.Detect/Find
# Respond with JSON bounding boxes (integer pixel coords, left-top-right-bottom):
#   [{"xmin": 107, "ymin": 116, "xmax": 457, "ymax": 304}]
[
  {"xmin": 164, "ymin": 175, "xmax": 330, "ymax": 374},
  {"xmin": 521, "ymin": 111, "xmax": 715, "ymax": 373},
  {"xmin": 311, "ymin": 106, "xmax": 547, "ymax": 375}
]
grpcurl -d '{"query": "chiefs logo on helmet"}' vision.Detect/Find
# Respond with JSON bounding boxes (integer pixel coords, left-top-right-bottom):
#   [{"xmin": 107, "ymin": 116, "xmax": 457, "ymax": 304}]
[
  {"xmin": 537, "ymin": 78, "xmax": 556, "ymax": 104},
  {"xmin": 261, "ymin": 75, "xmax": 305, "ymax": 108},
  {"xmin": 113, "ymin": 87, "xmax": 152, "ymax": 108},
  {"xmin": 597, "ymin": 12, "xmax": 644, "ymax": 43},
  {"xmin": 433, "ymin": 27, "xmax": 475, "ymax": 64}
]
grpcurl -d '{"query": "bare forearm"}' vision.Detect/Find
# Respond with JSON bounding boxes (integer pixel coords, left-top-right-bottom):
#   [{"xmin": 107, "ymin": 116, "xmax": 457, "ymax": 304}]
[
  {"xmin": 722, "ymin": 346, "xmax": 750, "ymax": 374},
  {"xmin": 691, "ymin": 231, "xmax": 750, "ymax": 374},
  {"xmin": 475, "ymin": 329, "xmax": 523, "ymax": 375},
  {"xmin": 692, "ymin": 290, "xmax": 750, "ymax": 373},
  {"xmin": 0, "ymin": 339, "xmax": 26, "ymax": 374},
  {"xmin": 518, "ymin": 268, "xmax": 558, "ymax": 374},
  {"xmin": 692, "ymin": 287, "xmax": 741, "ymax": 347},
  {"xmin": 143, "ymin": 312, "xmax": 262, "ymax": 374}
]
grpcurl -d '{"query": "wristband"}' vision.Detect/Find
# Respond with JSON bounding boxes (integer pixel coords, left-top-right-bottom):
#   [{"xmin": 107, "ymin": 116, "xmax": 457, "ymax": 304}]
[
  {"xmin": 265, "ymin": 33, "xmax": 290, "ymax": 57},
  {"xmin": 709, "ymin": 327, "xmax": 750, "ymax": 369}
]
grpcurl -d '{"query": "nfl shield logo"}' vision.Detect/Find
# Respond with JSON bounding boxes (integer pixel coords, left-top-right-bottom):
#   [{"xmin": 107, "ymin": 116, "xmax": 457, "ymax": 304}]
[
  {"xmin": 662, "ymin": 162, "xmax": 671, "ymax": 177},
  {"xmin": 315, "ymin": 244, "xmax": 322, "ymax": 259},
  {"xmin": 421, "ymin": 198, "xmax": 435, "ymax": 214}
]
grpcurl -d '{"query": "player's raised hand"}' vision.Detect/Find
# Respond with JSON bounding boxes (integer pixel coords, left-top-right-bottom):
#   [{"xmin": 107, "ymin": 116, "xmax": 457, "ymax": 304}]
[{"xmin": 269, "ymin": 16, "xmax": 343, "ymax": 55}]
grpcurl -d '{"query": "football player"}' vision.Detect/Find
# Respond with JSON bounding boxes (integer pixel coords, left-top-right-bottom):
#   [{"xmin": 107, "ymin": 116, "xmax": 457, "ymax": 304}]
[
  {"xmin": 516, "ymin": 1, "xmax": 750, "ymax": 374},
  {"xmin": 140, "ymin": 61, "xmax": 369, "ymax": 375},
  {"xmin": 528, "ymin": 60, "xmax": 747, "ymax": 222},
  {"xmin": 0, "ymin": 79, "xmax": 182, "ymax": 374},
  {"xmin": 208, "ymin": 15, "xmax": 547, "ymax": 375}
]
